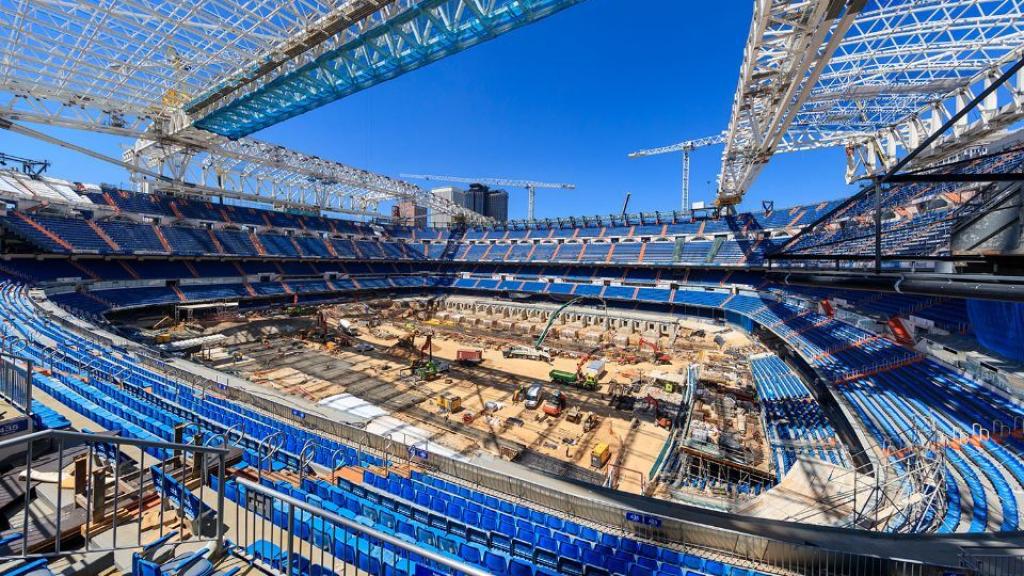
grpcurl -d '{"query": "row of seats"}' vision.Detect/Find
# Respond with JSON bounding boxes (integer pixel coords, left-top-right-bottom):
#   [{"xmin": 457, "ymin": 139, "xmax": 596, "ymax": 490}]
[
  {"xmin": 0, "ymin": 259, "xmax": 771, "ymax": 294},
  {"xmin": 80, "ymin": 185, "xmax": 838, "ymax": 242},
  {"xmin": 12, "ymin": 258, "xmax": 1024, "ymax": 538},
  {"xmin": 766, "ymin": 284, "xmax": 971, "ymax": 335}
]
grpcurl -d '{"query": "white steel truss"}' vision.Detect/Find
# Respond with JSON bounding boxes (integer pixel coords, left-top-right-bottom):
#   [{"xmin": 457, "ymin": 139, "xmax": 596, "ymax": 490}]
[
  {"xmin": 720, "ymin": 0, "xmax": 1024, "ymax": 205},
  {"xmin": 0, "ymin": 0, "xmax": 360, "ymax": 123},
  {"xmin": 125, "ymin": 128, "xmax": 490, "ymax": 221},
  {"xmin": 843, "ymin": 49, "xmax": 1024, "ymax": 181},
  {"xmin": 718, "ymin": 0, "xmax": 865, "ymax": 207},
  {"xmin": 0, "ymin": 0, "xmax": 530, "ymax": 221}
]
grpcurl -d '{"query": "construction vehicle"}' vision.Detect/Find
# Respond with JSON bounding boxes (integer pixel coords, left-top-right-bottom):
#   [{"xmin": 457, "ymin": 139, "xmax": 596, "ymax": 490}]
[
  {"xmin": 645, "ymin": 395, "xmax": 673, "ymax": 428},
  {"xmin": 504, "ymin": 296, "xmax": 604, "ymax": 364},
  {"xmin": 565, "ymin": 405, "xmax": 582, "ymax": 423},
  {"xmin": 550, "ymin": 347, "xmax": 604, "ymax": 390},
  {"xmin": 411, "ymin": 333, "xmax": 442, "ymax": 380},
  {"xmin": 435, "ymin": 392, "xmax": 462, "ymax": 413},
  {"xmin": 639, "ymin": 338, "xmax": 672, "ymax": 365},
  {"xmin": 550, "ymin": 369, "xmax": 581, "ymax": 386},
  {"xmin": 456, "ymin": 349, "xmax": 483, "ymax": 365},
  {"xmin": 582, "ymin": 359, "xmax": 607, "ymax": 381},
  {"xmin": 591, "ymin": 442, "xmax": 611, "ymax": 468},
  {"xmin": 503, "ymin": 345, "xmax": 551, "ymax": 362},
  {"xmin": 548, "ymin": 368, "xmax": 599, "ymax": 391},
  {"xmin": 543, "ymin": 390, "xmax": 567, "ymax": 417}
]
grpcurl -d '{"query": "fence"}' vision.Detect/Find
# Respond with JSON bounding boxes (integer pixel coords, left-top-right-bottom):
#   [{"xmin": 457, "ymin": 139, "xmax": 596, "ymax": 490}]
[
  {"xmin": 0, "ymin": 349, "xmax": 32, "ymax": 415},
  {"xmin": 960, "ymin": 547, "xmax": 1024, "ymax": 576}
]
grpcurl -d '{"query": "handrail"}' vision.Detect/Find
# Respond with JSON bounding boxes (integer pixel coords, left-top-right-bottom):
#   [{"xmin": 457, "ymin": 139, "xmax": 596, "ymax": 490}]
[
  {"xmin": 236, "ymin": 478, "xmax": 492, "ymax": 576},
  {"xmin": 0, "ymin": 428, "xmax": 231, "ymax": 456}
]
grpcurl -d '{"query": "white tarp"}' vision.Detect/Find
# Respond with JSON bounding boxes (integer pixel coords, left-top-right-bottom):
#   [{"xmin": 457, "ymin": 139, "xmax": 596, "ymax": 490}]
[{"xmin": 318, "ymin": 393, "xmax": 468, "ymax": 461}]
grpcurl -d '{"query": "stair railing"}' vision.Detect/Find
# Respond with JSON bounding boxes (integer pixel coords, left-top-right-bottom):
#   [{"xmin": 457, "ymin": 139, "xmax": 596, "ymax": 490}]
[
  {"xmin": 256, "ymin": 431, "xmax": 285, "ymax": 482},
  {"xmin": 298, "ymin": 439, "xmax": 317, "ymax": 488}
]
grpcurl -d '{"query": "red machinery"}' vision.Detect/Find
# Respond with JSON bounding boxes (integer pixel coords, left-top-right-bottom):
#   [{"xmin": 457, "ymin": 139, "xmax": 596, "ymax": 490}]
[{"xmin": 638, "ymin": 338, "xmax": 671, "ymax": 365}]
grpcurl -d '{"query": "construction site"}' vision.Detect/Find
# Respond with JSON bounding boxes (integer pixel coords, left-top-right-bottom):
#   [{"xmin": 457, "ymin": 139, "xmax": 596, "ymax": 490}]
[{"xmin": 124, "ymin": 295, "xmax": 778, "ymax": 504}]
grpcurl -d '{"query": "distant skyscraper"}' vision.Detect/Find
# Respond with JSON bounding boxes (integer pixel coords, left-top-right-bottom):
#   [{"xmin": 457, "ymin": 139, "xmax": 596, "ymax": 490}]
[
  {"xmin": 429, "ymin": 183, "xmax": 508, "ymax": 226},
  {"xmin": 484, "ymin": 188, "xmax": 508, "ymax": 222},
  {"xmin": 429, "ymin": 186, "xmax": 463, "ymax": 228}
]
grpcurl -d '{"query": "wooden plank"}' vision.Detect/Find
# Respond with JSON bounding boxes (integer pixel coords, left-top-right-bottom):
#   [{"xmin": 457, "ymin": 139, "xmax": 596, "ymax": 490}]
[{"xmin": 0, "ymin": 505, "xmax": 86, "ymax": 554}]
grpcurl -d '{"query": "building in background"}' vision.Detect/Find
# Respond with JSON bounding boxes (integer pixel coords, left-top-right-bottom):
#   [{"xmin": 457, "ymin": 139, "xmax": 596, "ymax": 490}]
[
  {"xmin": 483, "ymin": 187, "xmax": 508, "ymax": 222},
  {"xmin": 429, "ymin": 186, "xmax": 462, "ymax": 228},
  {"xmin": 430, "ymin": 184, "xmax": 509, "ymax": 227},
  {"xmin": 394, "ymin": 201, "xmax": 427, "ymax": 227}
]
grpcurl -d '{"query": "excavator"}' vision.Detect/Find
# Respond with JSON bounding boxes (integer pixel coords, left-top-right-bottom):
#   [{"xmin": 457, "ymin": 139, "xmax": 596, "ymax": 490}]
[
  {"xmin": 411, "ymin": 333, "xmax": 442, "ymax": 381},
  {"xmin": 638, "ymin": 338, "xmax": 672, "ymax": 365},
  {"xmin": 644, "ymin": 395, "xmax": 673, "ymax": 429}
]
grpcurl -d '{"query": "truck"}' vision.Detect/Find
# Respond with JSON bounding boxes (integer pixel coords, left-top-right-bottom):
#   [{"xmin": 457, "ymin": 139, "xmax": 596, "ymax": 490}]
[
  {"xmin": 548, "ymin": 369, "xmax": 600, "ymax": 391},
  {"xmin": 549, "ymin": 369, "xmax": 578, "ymax": 386},
  {"xmin": 503, "ymin": 346, "xmax": 552, "ymax": 362},
  {"xmin": 583, "ymin": 359, "xmax": 607, "ymax": 380},
  {"xmin": 338, "ymin": 319, "xmax": 359, "ymax": 336},
  {"xmin": 456, "ymin": 349, "xmax": 483, "ymax": 365}
]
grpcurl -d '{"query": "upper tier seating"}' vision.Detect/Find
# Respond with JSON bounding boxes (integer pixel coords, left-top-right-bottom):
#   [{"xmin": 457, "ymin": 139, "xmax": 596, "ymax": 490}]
[
  {"xmin": 780, "ymin": 147, "xmax": 1024, "ymax": 259},
  {"xmin": 0, "ymin": 172, "xmax": 851, "ymax": 269}
]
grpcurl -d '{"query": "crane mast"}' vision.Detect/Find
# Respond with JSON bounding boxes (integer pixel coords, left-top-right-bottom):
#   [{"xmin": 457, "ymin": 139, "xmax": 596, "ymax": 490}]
[{"xmin": 628, "ymin": 133, "xmax": 726, "ymax": 213}]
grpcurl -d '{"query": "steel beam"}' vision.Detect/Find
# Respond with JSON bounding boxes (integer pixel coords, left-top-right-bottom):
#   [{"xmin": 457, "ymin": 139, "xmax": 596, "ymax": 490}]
[
  {"xmin": 719, "ymin": 0, "xmax": 865, "ymax": 207},
  {"xmin": 126, "ymin": 128, "xmax": 489, "ymax": 220},
  {"xmin": 188, "ymin": 0, "xmax": 587, "ymax": 139},
  {"xmin": 719, "ymin": 0, "xmax": 1024, "ymax": 203}
]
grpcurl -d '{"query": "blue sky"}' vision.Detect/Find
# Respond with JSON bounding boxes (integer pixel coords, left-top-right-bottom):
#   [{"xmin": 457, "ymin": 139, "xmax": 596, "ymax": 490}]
[{"xmin": 1, "ymin": 0, "xmax": 857, "ymax": 221}]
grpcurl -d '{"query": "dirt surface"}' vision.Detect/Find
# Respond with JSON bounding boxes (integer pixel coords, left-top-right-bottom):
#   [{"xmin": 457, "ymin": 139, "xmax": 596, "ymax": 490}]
[{"xmin": 188, "ymin": 297, "xmax": 768, "ymax": 497}]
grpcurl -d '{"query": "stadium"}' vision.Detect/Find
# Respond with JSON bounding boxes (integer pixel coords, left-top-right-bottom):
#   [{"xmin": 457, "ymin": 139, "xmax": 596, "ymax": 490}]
[{"xmin": 0, "ymin": 1, "xmax": 1023, "ymax": 575}]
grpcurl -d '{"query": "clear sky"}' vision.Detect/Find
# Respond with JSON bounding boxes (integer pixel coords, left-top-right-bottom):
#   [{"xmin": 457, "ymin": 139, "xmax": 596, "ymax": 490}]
[{"xmin": 0, "ymin": 0, "xmax": 857, "ymax": 220}]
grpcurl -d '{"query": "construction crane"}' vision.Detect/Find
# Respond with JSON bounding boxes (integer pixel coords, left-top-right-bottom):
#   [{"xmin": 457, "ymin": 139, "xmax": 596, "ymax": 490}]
[
  {"xmin": 400, "ymin": 174, "xmax": 575, "ymax": 221},
  {"xmin": 628, "ymin": 132, "xmax": 726, "ymax": 213}
]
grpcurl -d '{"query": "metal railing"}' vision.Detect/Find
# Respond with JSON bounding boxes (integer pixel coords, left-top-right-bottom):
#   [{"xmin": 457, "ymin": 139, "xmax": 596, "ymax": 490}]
[
  {"xmin": 233, "ymin": 477, "xmax": 490, "ymax": 576},
  {"xmin": 960, "ymin": 546, "xmax": 1024, "ymax": 576},
  {"xmin": 0, "ymin": 349, "xmax": 32, "ymax": 415},
  {"xmin": 135, "ymin": 352, "xmax": 960, "ymax": 575},
  {"xmin": 0, "ymin": 428, "xmax": 228, "ymax": 561}
]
